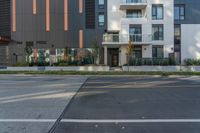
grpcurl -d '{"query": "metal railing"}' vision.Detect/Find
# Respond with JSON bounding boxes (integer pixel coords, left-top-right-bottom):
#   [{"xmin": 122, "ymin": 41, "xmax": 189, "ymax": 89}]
[
  {"xmin": 125, "ymin": 14, "xmax": 144, "ymax": 18},
  {"xmin": 103, "ymin": 34, "xmax": 152, "ymax": 43},
  {"xmin": 120, "ymin": 0, "xmax": 147, "ymax": 4}
]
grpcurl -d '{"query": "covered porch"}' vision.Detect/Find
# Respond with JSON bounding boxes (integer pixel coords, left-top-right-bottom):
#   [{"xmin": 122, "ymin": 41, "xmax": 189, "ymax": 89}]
[{"xmin": 103, "ymin": 44, "xmax": 152, "ymax": 66}]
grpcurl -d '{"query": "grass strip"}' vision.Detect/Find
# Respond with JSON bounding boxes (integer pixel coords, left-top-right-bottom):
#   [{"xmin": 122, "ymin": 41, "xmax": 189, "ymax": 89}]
[{"xmin": 0, "ymin": 71, "xmax": 200, "ymax": 76}]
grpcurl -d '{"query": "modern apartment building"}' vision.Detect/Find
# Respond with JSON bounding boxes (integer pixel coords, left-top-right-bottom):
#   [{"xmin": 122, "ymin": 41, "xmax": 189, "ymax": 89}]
[
  {"xmin": 104, "ymin": 0, "xmax": 174, "ymax": 66},
  {"xmin": 0, "ymin": 0, "xmax": 200, "ymax": 66},
  {"xmin": 7, "ymin": 0, "xmax": 107, "ymax": 65}
]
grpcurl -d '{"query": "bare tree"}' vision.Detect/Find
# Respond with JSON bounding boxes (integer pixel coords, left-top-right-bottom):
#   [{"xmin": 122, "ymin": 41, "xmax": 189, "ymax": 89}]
[
  {"xmin": 92, "ymin": 37, "xmax": 100, "ymax": 65},
  {"xmin": 126, "ymin": 40, "xmax": 134, "ymax": 71}
]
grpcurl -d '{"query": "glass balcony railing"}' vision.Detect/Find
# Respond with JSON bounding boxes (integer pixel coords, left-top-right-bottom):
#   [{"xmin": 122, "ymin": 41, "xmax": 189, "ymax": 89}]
[
  {"xmin": 123, "ymin": 14, "xmax": 147, "ymax": 19},
  {"xmin": 120, "ymin": 0, "xmax": 147, "ymax": 4},
  {"xmin": 103, "ymin": 34, "xmax": 152, "ymax": 44}
]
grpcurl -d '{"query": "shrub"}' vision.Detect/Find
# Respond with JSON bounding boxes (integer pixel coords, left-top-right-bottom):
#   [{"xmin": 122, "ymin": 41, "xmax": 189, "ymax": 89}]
[
  {"xmin": 12, "ymin": 62, "xmax": 29, "ymax": 67},
  {"xmin": 54, "ymin": 60, "xmax": 78, "ymax": 66},
  {"xmin": 184, "ymin": 59, "xmax": 200, "ymax": 66},
  {"xmin": 127, "ymin": 58, "xmax": 175, "ymax": 66},
  {"xmin": 29, "ymin": 61, "xmax": 49, "ymax": 66}
]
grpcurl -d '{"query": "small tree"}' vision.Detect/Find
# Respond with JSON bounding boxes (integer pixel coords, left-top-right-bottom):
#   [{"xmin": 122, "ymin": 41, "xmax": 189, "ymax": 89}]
[
  {"xmin": 24, "ymin": 45, "xmax": 33, "ymax": 64},
  {"xmin": 92, "ymin": 37, "xmax": 100, "ymax": 65},
  {"xmin": 64, "ymin": 47, "xmax": 69, "ymax": 62},
  {"xmin": 127, "ymin": 40, "xmax": 134, "ymax": 71}
]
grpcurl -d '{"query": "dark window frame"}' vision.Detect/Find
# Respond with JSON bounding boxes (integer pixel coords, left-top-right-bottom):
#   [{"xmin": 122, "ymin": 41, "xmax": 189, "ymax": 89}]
[
  {"xmin": 152, "ymin": 4, "xmax": 164, "ymax": 20},
  {"xmin": 174, "ymin": 24, "xmax": 181, "ymax": 45},
  {"xmin": 152, "ymin": 24, "xmax": 164, "ymax": 41},
  {"xmin": 98, "ymin": 12, "xmax": 105, "ymax": 27},
  {"xmin": 174, "ymin": 4, "xmax": 185, "ymax": 20},
  {"xmin": 126, "ymin": 9, "xmax": 142, "ymax": 18},
  {"xmin": 152, "ymin": 45, "xmax": 164, "ymax": 58}
]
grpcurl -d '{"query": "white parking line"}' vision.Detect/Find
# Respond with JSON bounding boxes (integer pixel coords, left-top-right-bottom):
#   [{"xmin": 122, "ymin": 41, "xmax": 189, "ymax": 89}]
[
  {"xmin": 1, "ymin": 119, "xmax": 200, "ymax": 123},
  {"xmin": 61, "ymin": 119, "xmax": 200, "ymax": 123},
  {"xmin": 0, "ymin": 119, "xmax": 56, "ymax": 123}
]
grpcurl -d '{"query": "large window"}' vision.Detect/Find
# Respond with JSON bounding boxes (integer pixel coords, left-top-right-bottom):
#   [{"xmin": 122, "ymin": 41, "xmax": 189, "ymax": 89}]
[
  {"xmin": 174, "ymin": 5, "xmax": 185, "ymax": 20},
  {"xmin": 152, "ymin": 4, "xmax": 163, "ymax": 20},
  {"xmin": 174, "ymin": 24, "xmax": 181, "ymax": 45},
  {"xmin": 174, "ymin": 24, "xmax": 181, "ymax": 52},
  {"xmin": 152, "ymin": 46, "xmax": 163, "ymax": 58},
  {"xmin": 126, "ymin": 9, "xmax": 142, "ymax": 18},
  {"xmin": 152, "ymin": 24, "xmax": 164, "ymax": 41},
  {"xmin": 133, "ymin": 46, "xmax": 142, "ymax": 58},
  {"xmin": 98, "ymin": 13, "xmax": 105, "ymax": 27},
  {"xmin": 129, "ymin": 25, "xmax": 142, "ymax": 42}
]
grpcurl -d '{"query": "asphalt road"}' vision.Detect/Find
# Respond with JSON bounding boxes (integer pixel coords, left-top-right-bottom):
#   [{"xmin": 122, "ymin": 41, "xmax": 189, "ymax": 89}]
[
  {"xmin": 51, "ymin": 76, "xmax": 200, "ymax": 133},
  {"xmin": 0, "ymin": 75, "xmax": 87, "ymax": 133}
]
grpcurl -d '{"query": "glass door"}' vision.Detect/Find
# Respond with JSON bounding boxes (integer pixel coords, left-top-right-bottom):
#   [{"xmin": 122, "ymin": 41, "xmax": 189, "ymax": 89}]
[{"xmin": 129, "ymin": 25, "xmax": 142, "ymax": 42}]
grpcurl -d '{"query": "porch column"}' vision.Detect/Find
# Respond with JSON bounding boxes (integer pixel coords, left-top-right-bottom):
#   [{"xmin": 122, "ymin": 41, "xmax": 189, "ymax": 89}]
[{"xmin": 104, "ymin": 46, "xmax": 108, "ymax": 65}]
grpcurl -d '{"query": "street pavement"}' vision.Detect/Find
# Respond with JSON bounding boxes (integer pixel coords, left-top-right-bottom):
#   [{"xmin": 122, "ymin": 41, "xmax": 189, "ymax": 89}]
[
  {"xmin": 51, "ymin": 76, "xmax": 200, "ymax": 133},
  {"xmin": 0, "ymin": 75, "xmax": 87, "ymax": 133}
]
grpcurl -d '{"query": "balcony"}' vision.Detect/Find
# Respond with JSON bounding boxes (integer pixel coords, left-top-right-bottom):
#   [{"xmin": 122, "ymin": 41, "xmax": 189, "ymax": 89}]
[
  {"xmin": 102, "ymin": 34, "xmax": 152, "ymax": 45},
  {"xmin": 120, "ymin": 0, "xmax": 147, "ymax": 10},
  {"xmin": 121, "ymin": 14, "xmax": 147, "ymax": 23}
]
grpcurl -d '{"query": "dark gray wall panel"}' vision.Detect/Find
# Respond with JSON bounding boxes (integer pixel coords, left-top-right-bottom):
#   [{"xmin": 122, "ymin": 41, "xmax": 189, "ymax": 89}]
[
  {"xmin": 11, "ymin": 0, "xmax": 107, "ymax": 49},
  {"xmin": 175, "ymin": 0, "xmax": 200, "ymax": 24},
  {"xmin": 0, "ymin": 0, "xmax": 11, "ymax": 36}
]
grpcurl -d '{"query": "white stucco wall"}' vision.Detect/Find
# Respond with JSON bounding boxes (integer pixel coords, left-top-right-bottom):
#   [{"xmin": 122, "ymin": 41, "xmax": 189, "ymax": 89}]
[
  {"xmin": 119, "ymin": 46, "xmax": 127, "ymax": 65},
  {"xmin": 107, "ymin": 0, "xmax": 122, "ymax": 31},
  {"xmin": 142, "ymin": 45, "xmax": 152, "ymax": 58},
  {"xmin": 107, "ymin": 0, "xmax": 174, "ymax": 58},
  {"xmin": 181, "ymin": 24, "xmax": 200, "ymax": 63}
]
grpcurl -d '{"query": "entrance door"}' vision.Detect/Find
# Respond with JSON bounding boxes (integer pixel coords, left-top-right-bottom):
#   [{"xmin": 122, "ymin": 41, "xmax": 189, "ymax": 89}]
[
  {"xmin": 112, "ymin": 54, "xmax": 118, "ymax": 67},
  {"xmin": 108, "ymin": 48, "xmax": 119, "ymax": 67}
]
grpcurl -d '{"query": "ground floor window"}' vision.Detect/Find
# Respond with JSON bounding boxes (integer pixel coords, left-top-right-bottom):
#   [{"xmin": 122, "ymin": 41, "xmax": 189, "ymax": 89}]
[
  {"xmin": 152, "ymin": 45, "xmax": 163, "ymax": 58},
  {"xmin": 152, "ymin": 24, "xmax": 164, "ymax": 41},
  {"xmin": 133, "ymin": 46, "xmax": 142, "ymax": 58},
  {"xmin": 29, "ymin": 48, "xmax": 96, "ymax": 66}
]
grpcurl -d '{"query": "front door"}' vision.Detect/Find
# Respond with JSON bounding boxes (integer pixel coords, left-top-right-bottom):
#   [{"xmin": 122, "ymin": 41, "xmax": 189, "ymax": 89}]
[
  {"xmin": 108, "ymin": 48, "xmax": 119, "ymax": 67},
  {"xmin": 112, "ymin": 54, "xmax": 118, "ymax": 67}
]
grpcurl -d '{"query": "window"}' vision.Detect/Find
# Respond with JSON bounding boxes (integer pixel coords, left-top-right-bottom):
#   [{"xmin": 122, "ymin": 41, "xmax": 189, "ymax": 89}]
[
  {"xmin": 152, "ymin": 45, "xmax": 163, "ymax": 58},
  {"xmin": 152, "ymin": 24, "xmax": 164, "ymax": 41},
  {"xmin": 126, "ymin": 10, "xmax": 142, "ymax": 18},
  {"xmin": 174, "ymin": 24, "xmax": 181, "ymax": 45},
  {"xmin": 129, "ymin": 25, "xmax": 142, "ymax": 42},
  {"xmin": 174, "ymin": 25, "xmax": 181, "ymax": 52},
  {"xmin": 174, "ymin": 5, "xmax": 185, "ymax": 20},
  {"xmin": 133, "ymin": 46, "xmax": 142, "ymax": 58},
  {"xmin": 98, "ymin": 0, "xmax": 104, "ymax": 8},
  {"xmin": 98, "ymin": 13, "xmax": 105, "ymax": 27},
  {"xmin": 152, "ymin": 4, "xmax": 163, "ymax": 20}
]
